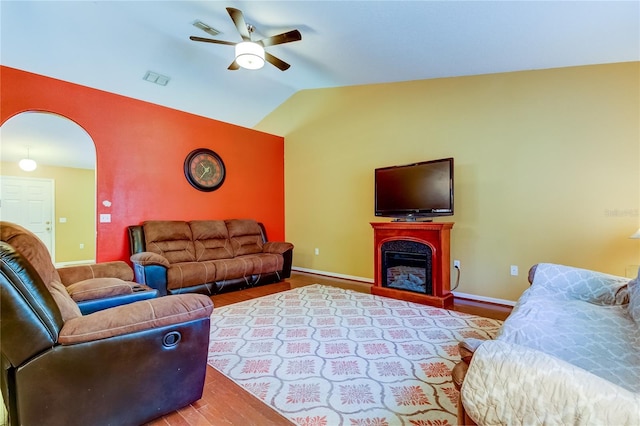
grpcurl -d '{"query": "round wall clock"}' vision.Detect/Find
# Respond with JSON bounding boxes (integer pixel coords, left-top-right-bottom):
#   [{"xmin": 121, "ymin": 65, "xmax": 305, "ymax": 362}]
[{"xmin": 184, "ymin": 148, "xmax": 226, "ymax": 192}]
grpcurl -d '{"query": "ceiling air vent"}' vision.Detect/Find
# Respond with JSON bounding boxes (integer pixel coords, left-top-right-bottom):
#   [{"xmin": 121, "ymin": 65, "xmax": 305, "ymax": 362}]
[
  {"xmin": 193, "ymin": 20, "xmax": 220, "ymax": 37},
  {"xmin": 143, "ymin": 71, "xmax": 170, "ymax": 86}
]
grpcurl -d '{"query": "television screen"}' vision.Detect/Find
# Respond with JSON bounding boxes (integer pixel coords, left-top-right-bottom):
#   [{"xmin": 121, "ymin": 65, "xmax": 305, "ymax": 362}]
[{"xmin": 375, "ymin": 157, "xmax": 454, "ymax": 220}]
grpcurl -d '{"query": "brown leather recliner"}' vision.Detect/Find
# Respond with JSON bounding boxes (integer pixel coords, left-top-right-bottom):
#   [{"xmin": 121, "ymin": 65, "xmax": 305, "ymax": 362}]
[
  {"xmin": 1, "ymin": 221, "xmax": 158, "ymax": 314},
  {"xmin": 0, "ymin": 238, "xmax": 214, "ymax": 425}
]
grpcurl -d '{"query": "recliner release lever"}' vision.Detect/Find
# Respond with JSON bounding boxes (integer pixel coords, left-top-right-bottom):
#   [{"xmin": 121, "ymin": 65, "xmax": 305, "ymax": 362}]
[{"xmin": 162, "ymin": 331, "xmax": 182, "ymax": 348}]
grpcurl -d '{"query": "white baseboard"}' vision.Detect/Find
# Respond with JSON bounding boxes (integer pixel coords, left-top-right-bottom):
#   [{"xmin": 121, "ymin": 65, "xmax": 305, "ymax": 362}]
[
  {"xmin": 292, "ymin": 267, "xmax": 374, "ymax": 283},
  {"xmin": 54, "ymin": 259, "xmax": 96, "ymax": 268},
  {"xmin": 452, "ymin": 291, "xmax": 517, "ymax": 307},
  {"xmin": 292, "ymin": 266, "xmax": 516, "ymax": 306}
]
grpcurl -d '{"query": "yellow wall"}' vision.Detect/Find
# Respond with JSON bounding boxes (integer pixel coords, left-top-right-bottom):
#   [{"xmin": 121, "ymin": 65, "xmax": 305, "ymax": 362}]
[
  {"xmin": 1, "ymin": 162, "xmax": 96, "ymax": 263},
  {"xmin": 257, "ymin": 62, "xmax": 640, "ymax": 302}
]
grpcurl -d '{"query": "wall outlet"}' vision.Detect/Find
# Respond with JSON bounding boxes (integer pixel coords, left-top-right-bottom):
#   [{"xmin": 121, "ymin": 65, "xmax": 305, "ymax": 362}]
[
  {"xmin": 453, "ymin": 260, "xmax": 461, "ymax": 268},
  {"xmin": 79, "ymin": 243, "xmax": 84, "ymax": 249},
  {"xmin": 99, "ymin": 213, "xmax": 111, "ymax": 223},
  {"xmin": 510, "ymin": 265, "xmax": 519, "ymax": 276},
  {"xmin": 314, "ymin": 248, "xmax": 320, "ymax": 256}
]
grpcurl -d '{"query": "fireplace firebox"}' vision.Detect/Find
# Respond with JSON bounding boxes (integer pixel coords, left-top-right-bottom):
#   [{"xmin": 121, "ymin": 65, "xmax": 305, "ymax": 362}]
[
  {"xmin": 382, "ymin": 241, "xmax": 432, "ymax": 295},
  {"xmin": 371, "ymin": 222, "xmax": 454, "ymax": 308}
]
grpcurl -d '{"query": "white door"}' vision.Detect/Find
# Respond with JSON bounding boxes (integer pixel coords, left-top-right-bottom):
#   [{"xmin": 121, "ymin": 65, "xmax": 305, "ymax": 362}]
[{"xmin": 0, "ymin": 176, "xmax": 55, "ymax": 258}]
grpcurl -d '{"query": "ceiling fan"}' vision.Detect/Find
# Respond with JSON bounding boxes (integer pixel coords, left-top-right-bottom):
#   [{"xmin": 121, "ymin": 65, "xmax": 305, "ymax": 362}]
[{"xmin": 190, "ymin": 7, "xmax": 302, "ymax": 71}]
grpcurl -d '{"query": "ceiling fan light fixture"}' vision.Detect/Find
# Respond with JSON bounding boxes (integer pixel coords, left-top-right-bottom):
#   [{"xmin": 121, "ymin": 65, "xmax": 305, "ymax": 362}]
[{"xmin": 235, "ymin": 41, "xmax": 265, "ymax": 70}]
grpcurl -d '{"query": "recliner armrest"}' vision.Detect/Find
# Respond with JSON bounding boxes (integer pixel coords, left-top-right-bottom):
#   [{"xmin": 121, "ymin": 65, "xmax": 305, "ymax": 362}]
[
  {"xmin": 130, "ymin": 251, "xmax": 170, "ymax": 268},
  {"xmin": 57, "ymin": 261, "xmax": 133, "ymax": 284},
  {"xmin": 59, "ymin": 294, "xmax": 213, "ymax": 345},
  {"xmin": 66, "ymin": 277, "xmax": 141, "ymax": 302},
  {"xmin": 76, "ymin": 289, "xmax": 158, "ymax": 315}
]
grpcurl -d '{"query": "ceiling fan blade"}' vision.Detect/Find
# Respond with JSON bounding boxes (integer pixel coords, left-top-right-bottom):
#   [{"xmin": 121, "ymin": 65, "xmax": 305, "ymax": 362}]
[
  {"xmin": 190, "ymin": 36, "xmax": 236, "ymax": 46},
  {"xmin": 228, "ymin": 60, "xmax": 240, "ymax": 71},
  {"xmin": 258, "ymin": 29, "xmax": 302, "ymax": 48},
  {"xmin": 226, "ymin": 7, "xmax": 251, "ymax": 41},
  {"xmin": 265, "ymin": 52, "xmax": 291, "ymax": 71}
]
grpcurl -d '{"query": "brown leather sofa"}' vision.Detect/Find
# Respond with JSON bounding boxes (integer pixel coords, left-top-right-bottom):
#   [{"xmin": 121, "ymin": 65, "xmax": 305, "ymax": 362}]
[
  {"xmin": 1, "ymin": 221, "xmax": 158, "ymax": 314},
  {"xmin": 129, "ymin": 219, "xmax": 294, "ymax": 296},
  {"xmin": 1, "ymin": 236, "xmax": 214, "ymax": 425}
]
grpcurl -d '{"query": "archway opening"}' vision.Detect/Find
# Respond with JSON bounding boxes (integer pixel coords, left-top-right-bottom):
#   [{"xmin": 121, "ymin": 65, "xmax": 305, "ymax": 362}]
[{"xmin": 0, "ymin": 111, "xmax": 96, "ymax": 265}]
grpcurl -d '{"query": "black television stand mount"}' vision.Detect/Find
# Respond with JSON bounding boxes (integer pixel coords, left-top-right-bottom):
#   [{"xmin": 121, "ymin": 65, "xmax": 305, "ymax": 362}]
[{"xmin": 392, "ymin": 217, "xmax": 433, "ymax": 223}]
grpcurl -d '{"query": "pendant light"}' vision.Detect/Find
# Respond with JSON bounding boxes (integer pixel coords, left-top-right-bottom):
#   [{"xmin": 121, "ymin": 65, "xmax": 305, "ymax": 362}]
[{"xmin": 19, "ymin": 147, "xmax": 37, "ymax": 172}]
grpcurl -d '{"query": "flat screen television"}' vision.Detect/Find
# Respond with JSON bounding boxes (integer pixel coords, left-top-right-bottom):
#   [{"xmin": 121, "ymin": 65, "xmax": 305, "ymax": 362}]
[{"xmin": 375, "ymin": 157, "xmax": 454, "ymax": 221}]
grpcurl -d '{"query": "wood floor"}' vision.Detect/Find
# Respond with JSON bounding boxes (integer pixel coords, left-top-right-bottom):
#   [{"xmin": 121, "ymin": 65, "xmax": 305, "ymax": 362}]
[{"xmin": 147, "ymin": 271, "xmax": 512, "ymax": 426}]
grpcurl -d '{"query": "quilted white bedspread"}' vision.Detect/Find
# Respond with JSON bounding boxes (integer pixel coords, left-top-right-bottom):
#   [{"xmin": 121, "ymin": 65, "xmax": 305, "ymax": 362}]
[{"xmin": 461, "ymin": 263, "xmax": 640, "ymax": 425}]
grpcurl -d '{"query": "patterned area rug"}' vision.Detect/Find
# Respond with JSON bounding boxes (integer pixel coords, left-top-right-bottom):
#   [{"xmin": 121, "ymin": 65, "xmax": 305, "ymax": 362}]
[{"xmin": 207, "ymin": 284, "xmax": 502, "ymax": 426}]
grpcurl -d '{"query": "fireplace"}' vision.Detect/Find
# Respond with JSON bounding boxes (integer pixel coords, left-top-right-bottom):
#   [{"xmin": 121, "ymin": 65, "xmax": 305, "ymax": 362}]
[
  {"xmin": 371, "ymin": 222, "xmax": 454, "ymax": 308},
  {"xmin": 382, "ymin": 241, "xmax": 432, "ymax": 295}
]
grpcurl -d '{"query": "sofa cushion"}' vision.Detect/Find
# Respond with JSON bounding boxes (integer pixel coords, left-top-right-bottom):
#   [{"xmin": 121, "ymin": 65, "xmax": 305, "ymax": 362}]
[
  {"xmin": 143, "ymin": 221, "xmax": 196, "ymax": 264},
  {"xmin": 499, "ymin": 295, "xmax": 640, "ymax": 393},
  {"xmin": 629, "ymin": 267, "xmax": 640, "ymax": 324},
  {"xmin": 190, "ymin": 220, "xmax": 234, "ymax": 261},
  {"xmin": 166, "ymin": 261, "xmax": 217, "ymax": 291},
  {"xmin": 528, "ymin": 263, "xmax": 629, "ymax": 305},
  {"xmin": 226, "ymin": 219, "xmax": 264, "ymax": 256},
  {"xmin": 242, "ymin": 253, "xmax": 284, "ymax": 275},
  {"xmin": 211, "ymin": 253, "xmax": 283, "ymax": 281},
  {"xmin": 212, "ymin": 257, "xmax": 253, "ymax": 282}
]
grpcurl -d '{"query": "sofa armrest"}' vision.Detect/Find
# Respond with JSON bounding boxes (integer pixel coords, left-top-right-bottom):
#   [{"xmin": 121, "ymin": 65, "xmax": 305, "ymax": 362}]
[
  {"xmin": 527, "ymin": 264, "xmax": 538, "ymax": 285},
  {"xmin": 527, "ymin": 263, "xmax": 630, "ymax": 305},
  {"xmin": 458, "ymin": 337, "xmax": 486, "ymax": 364},
  {"xmin": 130, "ymin": 252, "xmax": 170, "ymax": 296},
  {"xmin": 130, "ymin": 252, "xmax": 170, "ymax": 268},
  {"xmin": 263, "ymin": 241, "xmax": 294, "ymax": 255},
  {"xmin": 57, "ymin": 261, "xmax": 133, "ymax": 285},
  {"xmin": 461, "ymin": 340, "xmax": 640, "ymax": 425},
  {"xmin": 59, "ymin": 294, "xmax": 213, "ymax": 345}
]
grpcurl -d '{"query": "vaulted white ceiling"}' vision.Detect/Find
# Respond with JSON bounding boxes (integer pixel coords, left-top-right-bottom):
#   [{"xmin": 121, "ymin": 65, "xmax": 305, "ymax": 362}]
[{"xmin": 1, "ymin": 1, "xmax": 639, "ymax": 168}]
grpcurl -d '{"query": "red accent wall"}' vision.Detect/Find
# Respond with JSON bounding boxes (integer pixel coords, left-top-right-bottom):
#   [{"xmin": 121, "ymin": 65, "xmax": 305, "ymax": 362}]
[{"xmin": 1, "ymin": 66, "xmax": 285, "ymax": 262}]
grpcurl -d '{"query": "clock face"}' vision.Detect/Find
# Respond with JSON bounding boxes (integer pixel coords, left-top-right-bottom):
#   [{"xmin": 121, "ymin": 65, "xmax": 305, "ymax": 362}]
[{"xmin": 184, "ymin": 149, "xmax": 226, "ymax": 191}]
